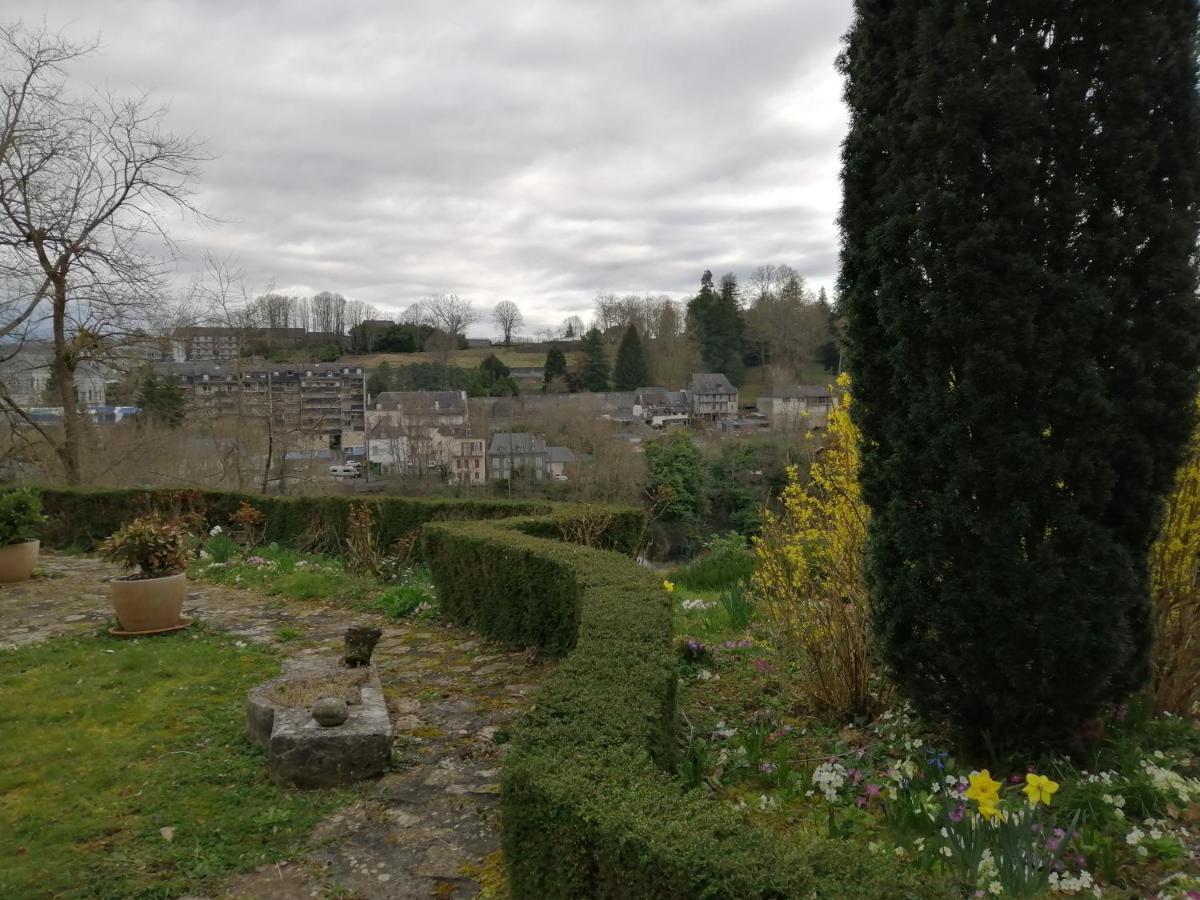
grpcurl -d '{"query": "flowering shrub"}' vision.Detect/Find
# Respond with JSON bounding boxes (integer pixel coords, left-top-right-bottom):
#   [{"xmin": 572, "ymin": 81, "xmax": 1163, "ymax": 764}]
[
  {"xmin": 101, "ymin": 515, "xmax": 191, "ymax": 579},
  {"xmin": 752, "ymin": 375, "xmax": 887, "ymax": 720}
]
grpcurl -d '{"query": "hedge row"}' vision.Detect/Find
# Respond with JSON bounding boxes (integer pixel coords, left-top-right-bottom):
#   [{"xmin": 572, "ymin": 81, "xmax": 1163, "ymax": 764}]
[
  {"xmin": 422, "ymin": 520, "xmax": 933, "ymax": 899},
  {"xmin": 31, "ymin": 487, "xmax": 644, "ymax": 558}
]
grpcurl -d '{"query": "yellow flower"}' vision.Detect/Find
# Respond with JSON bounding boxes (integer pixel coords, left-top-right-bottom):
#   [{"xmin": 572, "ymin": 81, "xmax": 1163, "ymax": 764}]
[
  {"xmin": 976, "ymin": 798, "xmax": 1006, "ymax": 822},
  {"xmin": 965, "ymin": 770, "xmax": 1002, "ymax": 804},
  {"xmin": 662, "ymin": 580, "xmax": 675, "ymax": 593},
  {"xmin": 1022, "ymin": 773, "xmax": 1060, "ymax": 807}
]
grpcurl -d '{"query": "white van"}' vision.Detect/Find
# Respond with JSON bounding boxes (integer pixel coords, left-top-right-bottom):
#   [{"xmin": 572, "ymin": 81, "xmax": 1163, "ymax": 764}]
[{"xmin": 329, "ymin": 465, "xmax": 360, "ymax": 478}]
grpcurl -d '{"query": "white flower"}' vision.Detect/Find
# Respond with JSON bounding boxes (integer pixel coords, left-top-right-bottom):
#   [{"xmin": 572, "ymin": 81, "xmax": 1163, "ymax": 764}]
[
  {"xmin": 1125, "ymin": 827, "xmax": 1144, "ymax": 846},
  {"xmin": 681, "ymin": 598, "xmax": 715, "ymax": 611},
  {"xmin": 1049, "ymin": 870, "xmax": 1099, "ymax": 895},
  {"xmin": 812, "ymin": 762, "xmax": 847, "ymax": 803},
  {"xmin": 988, "ymin": 880, "xmax": 1003, "ymax": 895},
  {"xmin": 209, "ymin": 525, "xmax": 223, "ymax": 536}
]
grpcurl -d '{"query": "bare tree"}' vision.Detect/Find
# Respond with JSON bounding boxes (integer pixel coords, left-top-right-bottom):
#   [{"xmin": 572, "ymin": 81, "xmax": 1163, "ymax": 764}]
[
  {"xmin": 562, "ymin": 314, "xmax": 586, "ymax": 339},
  {"xmin": 425, "ymin": 293, "xmax": 478, "ymax": 337},
  {"xmin": 400, "ymin": 301, "xmax": 426, "ymax": 326},
  {"xmin": 309, "ymin": 291, "xmax": 346, "ymax": 334},
  {"xmin": 345, "ymin": 298, "xmax": 381, "ymax": 351},
  {"xmin": 492, "ymin": 300, "xmax": 522, "ymax": 346},
  {"xmin": 0, "ymin": 23, "xmax": 205, "ymax": 483}
]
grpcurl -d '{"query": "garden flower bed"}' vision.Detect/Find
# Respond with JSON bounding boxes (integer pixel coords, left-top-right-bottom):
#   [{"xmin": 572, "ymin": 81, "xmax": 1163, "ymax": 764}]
[
  {"xmin": 189, "ymin": 535, "xmax": 440, "ymax": 621},
  {"xmin": 673, "ymin": 593, "xmax": 1200, "ymax": 899}
]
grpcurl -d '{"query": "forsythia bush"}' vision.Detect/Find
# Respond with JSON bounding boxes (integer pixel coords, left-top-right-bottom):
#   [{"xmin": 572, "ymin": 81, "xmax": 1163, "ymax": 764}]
[
  {"xmin": 1150, "ymin": 397, "xmax": 1200, "ymax": 716},
  {"xmin": 753, "ymin": 376, "xmax": 886, "ymax": 720}
]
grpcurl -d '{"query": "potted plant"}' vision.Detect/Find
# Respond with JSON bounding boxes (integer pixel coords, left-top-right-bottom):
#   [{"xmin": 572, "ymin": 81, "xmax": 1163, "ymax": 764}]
[
  {"xmin": 100, "ymin": 514, "xmax": 192, "ymax": 634},
  {"xmin": 0, "ymin": 488, "xmax": 47, "ymax": 582}
]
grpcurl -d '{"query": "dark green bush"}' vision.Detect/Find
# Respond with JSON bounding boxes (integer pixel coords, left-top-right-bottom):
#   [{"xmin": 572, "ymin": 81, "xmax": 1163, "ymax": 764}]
[
  {"xmin": 423, "ymin": 518, "xmax": 931, "ymax": 898},
  {"xmin": 31, "ymin": 487, "xmax": 563, "ymax": 554},
  {"xmin": 0, "ymin": 488, "xmax": 46, "ymax": 546}
]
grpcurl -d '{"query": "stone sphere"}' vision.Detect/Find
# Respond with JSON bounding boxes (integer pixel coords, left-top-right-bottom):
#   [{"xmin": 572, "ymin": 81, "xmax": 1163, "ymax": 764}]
[{"xmin": 311, "ymin": 696, "xmax": 349, "ymax": 727}]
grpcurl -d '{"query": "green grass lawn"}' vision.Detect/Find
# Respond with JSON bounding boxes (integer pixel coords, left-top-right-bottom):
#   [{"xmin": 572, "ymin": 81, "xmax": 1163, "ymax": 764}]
[{"xmin": 0, "ymin": 628, "xmax": 351, "ymax": 899}]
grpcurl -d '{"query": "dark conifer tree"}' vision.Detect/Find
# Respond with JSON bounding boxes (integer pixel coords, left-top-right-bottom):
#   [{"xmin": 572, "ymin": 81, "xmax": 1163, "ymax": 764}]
[
  {"xmin": 687, "ymin": 270, "xmax": 745, "ymax": 383},
  {"xmin": 579, "ymin": 327, "xmax": 610, "ymax": 392},
  {"xmin": 612, "ymin": 325, "xmax": 650, "ymax": 391},
  {"xmin": 839, "ymin": 2, "xmax": 1200, "ymax": 750},
  {"xmin": 543, "ymin": 345, "xmax": 568, "ymax": 390}
]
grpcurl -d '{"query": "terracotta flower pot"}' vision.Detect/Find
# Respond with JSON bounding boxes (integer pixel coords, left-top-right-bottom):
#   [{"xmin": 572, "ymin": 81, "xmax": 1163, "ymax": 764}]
[
  {"xmin": 109, "ymin": 572, "xmax": 187, "ymax": 633},
  {"xmin": 0, "ymin": 540, "xmax": 39, "ymax": 583}
]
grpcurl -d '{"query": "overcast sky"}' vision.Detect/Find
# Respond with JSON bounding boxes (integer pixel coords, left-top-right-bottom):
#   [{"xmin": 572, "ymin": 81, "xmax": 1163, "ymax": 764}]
[{"xmin": 17, "ymin": 0, "xmax": 853, "ymax": 335}]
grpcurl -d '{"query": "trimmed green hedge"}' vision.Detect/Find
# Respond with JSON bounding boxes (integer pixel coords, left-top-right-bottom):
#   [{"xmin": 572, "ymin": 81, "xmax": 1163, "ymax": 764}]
[
  {"xmin": 31, "ymin": 487, "xmax": 643, "ymax": 557},
  {"xmin": 423, "ymin": 520, "xmax": 935, "ymax": 899}
]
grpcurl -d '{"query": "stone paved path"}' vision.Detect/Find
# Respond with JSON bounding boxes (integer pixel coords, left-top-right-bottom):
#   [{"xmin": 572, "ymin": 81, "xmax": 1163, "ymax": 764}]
[{"xmin": 0, "ymin": 554, "xmax": 545, "ymax": 899}]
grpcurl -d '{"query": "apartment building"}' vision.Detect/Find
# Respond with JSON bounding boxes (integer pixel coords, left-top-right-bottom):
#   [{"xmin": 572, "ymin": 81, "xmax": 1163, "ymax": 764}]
[{"xmin": 168, "ymin": 362, "xmax": 365, "ymax": 450}]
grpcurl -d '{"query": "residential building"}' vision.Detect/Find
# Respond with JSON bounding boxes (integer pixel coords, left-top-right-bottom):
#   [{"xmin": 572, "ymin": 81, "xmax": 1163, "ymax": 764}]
[
  {"xmin": 442, "ymin": 427, "xmax": 487, "ymax": 485},
  {"xmin": 366, "ymin": 390, "xmax": 472, "ymax": 474},
  {"xmin": 465, "ymin": 338, "xmax": 492, "ymax": 349},
  {"xmin": 486, "ymin": 432, "xmax": 576, "ymax": 482},
  {"xmin": 686, "ymin": 373, "xmax": 739, "ymax": 419},
  {"xmin": 632, "ymin": 387, "xmax": 689, "ymax": 427},
  {"xmin": 168, "ymin": 362, "xmax": 366, "ymax": 450},
  {"xmin": 0, "ymin": 342, "xmax": 108, "ymax": 407},
  {"xmin": 756, "ymin": 385, "xmax": 839, "ymax": 429}
]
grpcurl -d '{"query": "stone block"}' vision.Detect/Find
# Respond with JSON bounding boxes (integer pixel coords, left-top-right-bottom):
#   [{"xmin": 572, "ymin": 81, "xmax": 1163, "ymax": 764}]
[{"xmin": 245, "ymin": 656, "xmax": 392, "ymax": 789}]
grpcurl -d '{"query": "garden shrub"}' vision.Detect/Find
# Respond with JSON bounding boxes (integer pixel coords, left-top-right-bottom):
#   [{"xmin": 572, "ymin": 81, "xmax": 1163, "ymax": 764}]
[
  {"xmin": 423, "ymin": 516, "xmax": 928, "ymax": 898},
  {"xmin": 29, "ymin": 487, "xmax": 569, "ymax": 554},
  {"xmin": 753, "ymin": 387, "xmax": 886, "ymax": 721},
  {"xmin": 0, "ymin": 487, "xmax": 46, "ymax": 546}
]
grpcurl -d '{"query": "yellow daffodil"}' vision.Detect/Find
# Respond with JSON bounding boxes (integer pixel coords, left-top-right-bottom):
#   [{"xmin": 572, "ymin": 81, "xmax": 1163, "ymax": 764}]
[
  {"xmin": 662, "ymin": 580, "xmax": 675, "ymax": 593},
  {"xmin": 1022, "ymin": 773, "xmax": 1060, "ymax": 807},
  {"xmin": 965, "ymin": 770, "xmax": 1002, "ymax": 804},
  {"xmin": 976, "ymin": 798, "xmax": 1006, "ymax": 822}
]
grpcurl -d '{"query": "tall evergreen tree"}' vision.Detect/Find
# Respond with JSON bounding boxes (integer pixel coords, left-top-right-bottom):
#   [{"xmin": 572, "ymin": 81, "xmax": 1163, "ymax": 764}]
[
  {"xmin": 543, "ymin": 345, "xmax": 567, "ymax": 390},
  {"xmin": 840, "ymin": 2, "xmax": 1200, "ymax": 750},
  {"xmin": 612, "ymin": 325, "xmax": 649, "ymax": 390},
  {"xmin": 716, "ymin": 272, "xmax": 746, "ymax": 385},
  {"xmin": 686, "ymin": 270, "xmax": 745, "ymax": 383},
  {"xmin": 578, "ymin": 327, "xmax": 610, "ymax": 392},
  {"xmin": 136, "ymin": 373, "xmax": 185, "ymax": 428}
]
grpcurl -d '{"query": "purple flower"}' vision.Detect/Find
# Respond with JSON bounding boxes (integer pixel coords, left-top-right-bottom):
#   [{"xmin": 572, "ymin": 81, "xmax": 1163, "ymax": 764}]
[
  {"xmin": 855, "ymin": 796, "xmax": 868, "ymax": 808},
  {"xmin": 948, "ymin": 803, "xmax": 965, "ymax": 823},
  {"xmin": 848, "ymin": 768, "xmax": 863, "ymax": 785},
  {"xmin": 866, "ymin": 784, "xmax": 882, "ymax": 798},
  {"xmin": 1113, "ymin": 703, "xmax": 1128, "ymax": 721},
  {"xmin": 759, "ymin": 761, "xmax": 777, "ymax": 775}
]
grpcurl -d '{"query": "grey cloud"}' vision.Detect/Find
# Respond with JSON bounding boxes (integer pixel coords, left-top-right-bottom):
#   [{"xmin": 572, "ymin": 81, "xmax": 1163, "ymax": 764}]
[{"xmin": 15, "ymin": 0, "xmax": 852, "ymax": 331}]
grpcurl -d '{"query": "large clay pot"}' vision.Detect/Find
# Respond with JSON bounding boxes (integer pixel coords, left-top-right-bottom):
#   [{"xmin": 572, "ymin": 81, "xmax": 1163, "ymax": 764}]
[
  {"xmin": 0, "ymin": 540, "xmax": 39, "ymax": 583},
  {"xmin": 109, "ymin": 572, "xmax": 187, "ymax": 633}
]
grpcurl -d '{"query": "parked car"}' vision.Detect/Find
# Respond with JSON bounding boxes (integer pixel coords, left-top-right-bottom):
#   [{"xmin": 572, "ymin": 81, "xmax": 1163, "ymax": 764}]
[{"xmin": 329, "ymin": 465, "xmax": 361, "ymax": 478}]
